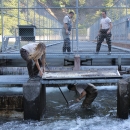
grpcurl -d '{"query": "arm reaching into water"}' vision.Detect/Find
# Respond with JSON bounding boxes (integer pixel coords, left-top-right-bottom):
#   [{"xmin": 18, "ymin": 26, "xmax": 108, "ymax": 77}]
[
  {"xmin": 34, "ymin": 59, "xmax": 43, "ymax": 77},
  {"xmin": 41, "ymin": 54, "xmax": 45, "ymax": 73},
  {"xmin": 76, "ymin": 90, "xmax": 87, "ymax": 102}
]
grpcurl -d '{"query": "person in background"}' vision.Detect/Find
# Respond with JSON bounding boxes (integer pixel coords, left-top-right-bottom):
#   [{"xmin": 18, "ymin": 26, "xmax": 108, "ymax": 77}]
[
  {"xmin": 20, "ymin": 42, "xmax": 46, "ymax": 80},
  {"xmin": 95, "ymin": 10, "xmax": 112, "ymax": 55},
  {"xmin": 62, "ymin": 11, "xmax": 74, "ymax": 53},
  {"xmin": 67, "ymin": 83, "xmax": 98, "ymax": 108}
]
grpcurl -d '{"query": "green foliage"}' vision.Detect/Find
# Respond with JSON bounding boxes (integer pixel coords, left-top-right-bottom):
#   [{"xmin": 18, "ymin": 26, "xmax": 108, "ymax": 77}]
[
  {"xmin": 102, "ymin": 0, "xmax": 114, "ymax": 7},
  {"xmin": 52, "ymin": 0, "xmax": 70, "ymax": 6},
  {"xmin": 79, "ymin": 0, "xmax": 86, "ymax": 5},
  {"xmin": 2, "ymin": 0, "xmax": 18, "ymax": 35},
  {"xmin": 1, "ymin": 0, "xmax": 57, "ymax": 36},
  {"xmin": 1, "ymin": 0, "xmax": 129, "ymax": 36},
  {"xmin": 39, "ymin": 0, "xmax": 47, "ymax": 3},
  {"xmin": 52, "ymin": 1, "xmax": 60, "ymax": 6}
]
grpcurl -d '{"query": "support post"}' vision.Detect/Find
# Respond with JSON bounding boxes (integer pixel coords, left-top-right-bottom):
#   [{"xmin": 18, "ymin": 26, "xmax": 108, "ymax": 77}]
[
  {"xmin": 1, "ymin": 0, "xmax": 4, "ymax": 52},
  {"xmin": 127, "ymin": 79, "xmax": 130, "ymax": 113},
  {"xmin": 118, "ymin": 56, "xmax": 121, "ymax": 71},
  {"xmin": 23, "ymin": 81, "xmax": 46, "ymax": 120},
  {"xmin": 76, "ymin": 0, "xmax": 79, "ymax": 52},
  {"xmin": 73, "ymin": 54, "xmax": 80, "ymax": 71},
  {"xmin": 117, "ymin": 79, "xmax": 129, "ymax": 119}
]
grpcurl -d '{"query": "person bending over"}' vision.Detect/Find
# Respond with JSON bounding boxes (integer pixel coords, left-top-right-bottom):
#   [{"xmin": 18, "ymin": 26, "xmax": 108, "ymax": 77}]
[
  {"xmin": 67, "ymin": 83, "xmax": 98, "ymax": 108},
  {"xmin": 20, "ymin": 42, "xmax": 46, "ymax": 80}
]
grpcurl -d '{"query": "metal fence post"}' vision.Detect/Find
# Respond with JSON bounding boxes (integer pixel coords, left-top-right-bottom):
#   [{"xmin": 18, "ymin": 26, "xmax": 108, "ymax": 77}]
[
  {"xmin": 39, "ymin": 11, "xmax": 40, "ymax": 41},
  {"xmin": 49, "ymin": 18, "xmax": 50, "ymax": 42},
  {"xmin": 18, "ymin": 0, "xmax": 20, "ymax": 25},
  {"xmin": 26, "ymin": 0, "xmax": 28, "ymax": 24},
  {"xmin": 126, "ymin": 0, "xmax": 128, "ymax": 43},
  {"xmin": 72, "ymin": 28, "xmax": 74, "ymax": 52},
  {"xmin": 1, "ymin": 0, "xmax": 4, "ymax": 51},
  {"xmin": 43, "ymin": 15, "xmax": 44, "ymax": 40},
  {"xmin": 34, "ymin": 0, "xmax": 36, "ymax": 25},
  {"xmin": 76, "ymin": 0, "xmax": 79, "ymax": 53}
]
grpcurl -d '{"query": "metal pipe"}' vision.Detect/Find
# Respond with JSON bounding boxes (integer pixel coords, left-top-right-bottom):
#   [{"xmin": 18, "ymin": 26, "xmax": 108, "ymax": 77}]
[
  {"xmin": 45, "ymin": 63, "xmax": 69, "ymax": 106},
  {"xmin": 72, "ymin": 28, "xmax": 74, "ymax": 52},
  {"xmin": 0, "ymin": 7, "xmax": 129, "ymax": 9},
  {"xmin": 27, "ymin": 0, "xmax": 29, "ymax": 24},
  {"xmin": 126, "ymin": 0, "xmax": 128, "ymax": 43},
  {"xmin": 58, "ymin": 86, "xmax": 69, "ymax": 105},
  {"xmin": 36, "ymin": 28, "xmax": 76, "ymax": 29},
  {"xmin": 18, "ymin": 0, "xmax": 20, "ymax": 25},
  {"xmin": 39, "ymin": 12, "xmax": 40, "ymax": 41},
  {"xmin": 43, "ymin": 15, "xmax": 44, "ymax": 39},
  {"xmin": 126, "ymin": 0, "xmax": 128, "ymax": 16},
  {"xmin": 34, "ymin": 1, "xmax": 36, "ymax": 25},
  {"xmin": 49, "ymin": 18, "xmax": 50, "ymax": 41},
  {"xmin": 1, "ymin": 0, "xmax": 4, "ymax": 52},
  {"xmin": 76, "ymin": 0, "xmax": 79, "ymax": 53}
]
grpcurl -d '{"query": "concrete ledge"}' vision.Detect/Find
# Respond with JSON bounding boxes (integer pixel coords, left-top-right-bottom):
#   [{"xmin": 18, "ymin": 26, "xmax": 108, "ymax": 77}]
[
  {"xmin": 117, "ymin": 79, "xmax": 130, "ymax": 119},
  {"xmin": 1, "ymin": 53, "xmax": 130, "ymax": 60},
  {"xmin": 23, "ymin": 80, "xmax": 46, "ymax": 120}
]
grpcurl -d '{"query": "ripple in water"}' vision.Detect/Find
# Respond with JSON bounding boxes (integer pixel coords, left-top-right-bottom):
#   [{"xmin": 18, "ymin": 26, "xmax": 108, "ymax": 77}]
[{"xmin": 0, "ymin": 86, "xmax": 130, "ymax": 130}]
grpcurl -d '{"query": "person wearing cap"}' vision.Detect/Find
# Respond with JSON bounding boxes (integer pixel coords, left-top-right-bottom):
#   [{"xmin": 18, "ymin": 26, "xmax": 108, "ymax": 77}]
[{"xmin": 67, "ymin": 83, "xmax": 98, "ymax": 108}]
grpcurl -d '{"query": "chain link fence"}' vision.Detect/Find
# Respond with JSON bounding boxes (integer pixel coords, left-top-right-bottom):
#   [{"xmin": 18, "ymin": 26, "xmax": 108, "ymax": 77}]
[
  {"xmin": 0, "ymin": 0, "xmax": 130, "ymax": 53},
  {"xmin": 88, "ymin": 1, "xmax": 130, "ymax": 44},
  {"xmin": 0, "ymin": 0, "xmax": 63, "ymax": 52}
]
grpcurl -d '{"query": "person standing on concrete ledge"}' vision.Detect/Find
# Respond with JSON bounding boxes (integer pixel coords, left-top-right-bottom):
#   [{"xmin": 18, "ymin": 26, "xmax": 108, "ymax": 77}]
[
  {"xmin": 62, "ymin": 11, "xmax": 74, "ymax": 53},
  {"xmin": 95, "ymin": 10, "xmax": 112, "ymax": 55},
  {"xmin": 20, "ymin": 42, "xmax": 46, "ymax": 80},
  {"xmin": 67, "ymin": 83, "xmax": 98, "ymax": 108}
]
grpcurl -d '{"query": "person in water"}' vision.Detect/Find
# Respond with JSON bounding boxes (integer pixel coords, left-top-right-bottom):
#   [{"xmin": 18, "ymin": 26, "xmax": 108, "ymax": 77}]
[{"xmin": 67, "ymin": 83, "xmax": 98, "ymax": 108}]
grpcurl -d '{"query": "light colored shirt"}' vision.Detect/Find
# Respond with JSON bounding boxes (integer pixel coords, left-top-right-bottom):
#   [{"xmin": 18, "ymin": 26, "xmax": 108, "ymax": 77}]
[
  {"xmin": 63, "ymin": 15, "xmax": 70, "ymax": 24},
  {"xmin": 63, "ymin": 15, "xmax": 72, "ymax": 31},
  {"xmin": 22, "ymin": 42, "xmax": 39, "ymax": 54},
  {"xmin": 75, "ymin": 84, "xmax": 88, "ymax": 95},
  {"xmin": 100, "ymin": 17, "xmax": 111, "ymax": 29}
]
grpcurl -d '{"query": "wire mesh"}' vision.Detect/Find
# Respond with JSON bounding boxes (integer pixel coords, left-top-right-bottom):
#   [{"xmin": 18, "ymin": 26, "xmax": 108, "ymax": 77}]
[{"xmin": 0, "ymin": 0, "xmax": 130, "ymax": 53}]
